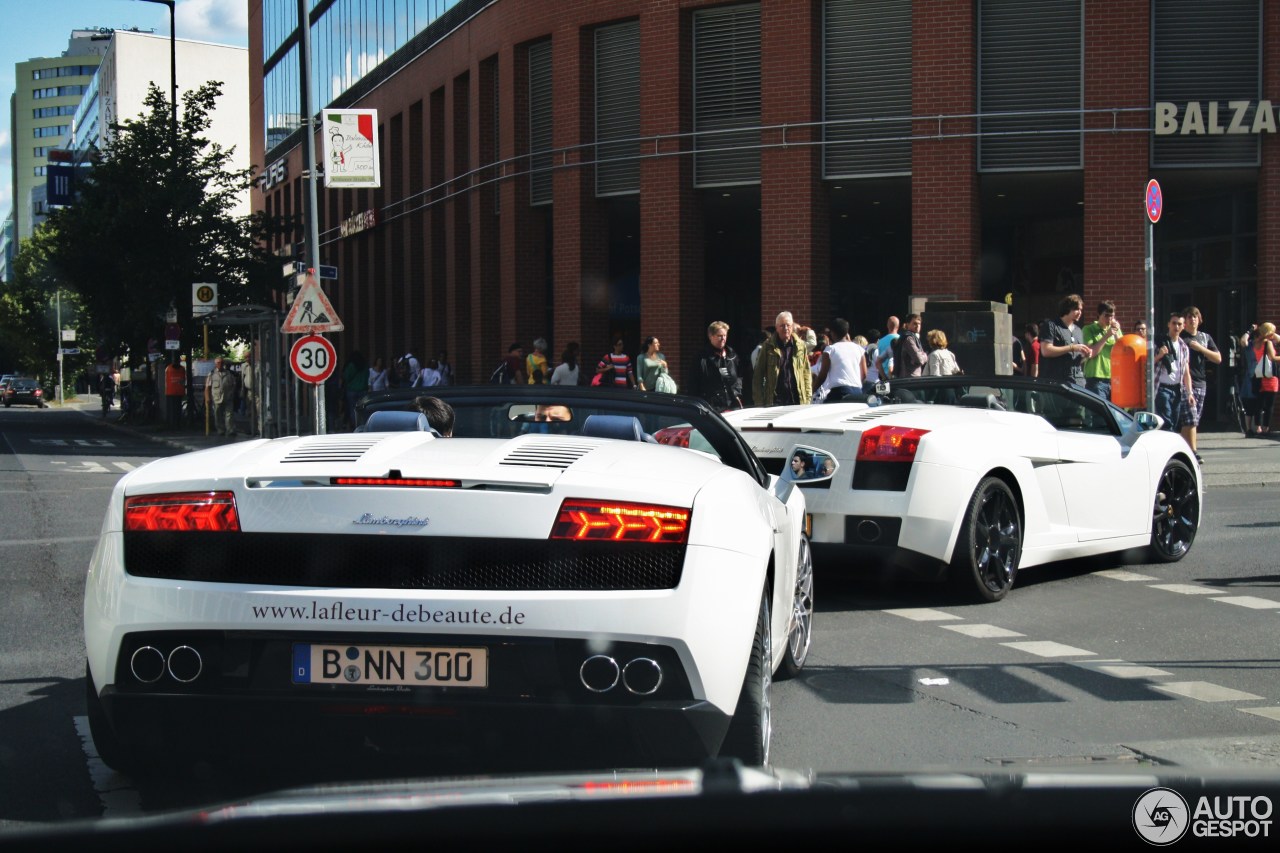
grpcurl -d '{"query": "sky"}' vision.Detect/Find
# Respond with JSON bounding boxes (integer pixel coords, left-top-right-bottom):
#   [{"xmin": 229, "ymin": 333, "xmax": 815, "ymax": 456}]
[{"xmin": 0, "ymin": 0, "xmax": 249, "ymax": 220}]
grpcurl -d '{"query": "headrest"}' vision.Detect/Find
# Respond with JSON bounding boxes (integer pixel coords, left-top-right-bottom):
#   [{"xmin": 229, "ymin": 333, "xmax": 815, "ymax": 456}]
[
  {"xmin": 365, "ymin": 410, "xmax": 434, "ymax": 432},
  {"xmin": 581, "ymin": 414, "xmax": 648, "ymax": 442},
  {"xmin": 957, "ymin": 393, "xmax": 1004, "ymax": 411}
]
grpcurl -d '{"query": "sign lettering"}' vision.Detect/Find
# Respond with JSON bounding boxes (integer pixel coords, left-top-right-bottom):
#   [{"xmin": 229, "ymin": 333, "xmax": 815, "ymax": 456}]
[{"xmin": 1154, "ymin": 100, "xmax": 1277, "ymax": 136}]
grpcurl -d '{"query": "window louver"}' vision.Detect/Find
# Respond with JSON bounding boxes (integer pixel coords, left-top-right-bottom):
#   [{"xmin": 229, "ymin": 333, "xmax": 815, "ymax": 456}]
[
  {"xmin": 528, "ymin": 40, "xmax": 553, "ymax": 206},
  {"xmin": 595, "ymin": 20, "xmax": 641, "ymax": 197},
  {"xmin": 693, "ymin": 5, "xmax": 761, "ymax": 188}
]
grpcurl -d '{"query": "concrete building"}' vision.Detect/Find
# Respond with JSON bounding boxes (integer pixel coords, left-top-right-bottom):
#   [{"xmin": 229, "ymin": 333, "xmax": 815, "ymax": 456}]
[
  {"xmin": 66, "ymin": 29, "xmax": 251, "ymax": 219},
  {"xmin": 250, "ymin": 0, "xmax": 1279, "ymax": 425},
  {"xmin": 10, "ymin": 30, "xmax": 106, "ymax": 242}
]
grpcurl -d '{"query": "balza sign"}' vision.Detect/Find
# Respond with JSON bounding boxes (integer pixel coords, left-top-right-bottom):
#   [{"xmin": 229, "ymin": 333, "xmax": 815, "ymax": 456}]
[{"xmin": 1154, "ymin": 100, "xmax": 1277, "ymax": 135}]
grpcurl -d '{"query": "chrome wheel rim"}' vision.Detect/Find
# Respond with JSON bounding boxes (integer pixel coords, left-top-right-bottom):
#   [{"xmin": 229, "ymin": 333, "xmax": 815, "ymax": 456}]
[
  {"xmin": 787, "ymin": 539, "xmax": 814, "ymax": 668},
  {"xmin": 1152, "ymin": 464, "xmax": 1199, "ymax": 558},
  {"xmin": 973, "ymin": 486, "xmax": 1020, "ymax": 594}
]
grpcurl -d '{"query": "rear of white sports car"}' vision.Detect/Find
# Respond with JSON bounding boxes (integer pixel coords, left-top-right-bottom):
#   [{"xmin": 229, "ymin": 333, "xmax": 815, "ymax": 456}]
[{"xmin": 84, "ymin": 430, "xmax": 796, "ymax": 771}]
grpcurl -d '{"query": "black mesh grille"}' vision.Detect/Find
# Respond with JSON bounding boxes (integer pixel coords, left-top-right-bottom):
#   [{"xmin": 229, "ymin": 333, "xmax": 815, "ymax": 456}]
[{"xmin": 124, "ymin": 533, "xmax": 684, "ymax": 590}]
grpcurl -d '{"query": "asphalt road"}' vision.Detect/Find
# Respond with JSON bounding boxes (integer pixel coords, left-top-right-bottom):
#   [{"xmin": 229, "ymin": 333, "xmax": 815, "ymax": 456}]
[{"xmin": 0, "ymin": 405, "xmax": 1277, "ymax": 833}]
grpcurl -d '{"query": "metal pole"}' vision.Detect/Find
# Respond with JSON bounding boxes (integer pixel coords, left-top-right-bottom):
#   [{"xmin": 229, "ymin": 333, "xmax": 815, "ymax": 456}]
[
  {"xmin": 297, "ymin": 0, "xmax": 325, "ymax": 435},
  {"xmin": 1145, "ymin": 219, "xmax": 1156, "ymax": 413},
  {"xmin": 56, "ymin": 290, "xmax": 64, "ymax": 406}
]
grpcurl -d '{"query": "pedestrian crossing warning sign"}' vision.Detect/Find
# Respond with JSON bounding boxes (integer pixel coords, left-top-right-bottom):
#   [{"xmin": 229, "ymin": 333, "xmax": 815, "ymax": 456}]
[{"xmin": 281, "ymin": 273, "xmax": 344, "ymax": 334}]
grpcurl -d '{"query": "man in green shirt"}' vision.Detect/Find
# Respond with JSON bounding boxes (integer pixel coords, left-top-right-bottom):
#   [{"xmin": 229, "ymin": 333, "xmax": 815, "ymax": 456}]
[{"xmin": 1083, "ymin": 300, "xmax": 1122, "ymax": 401}]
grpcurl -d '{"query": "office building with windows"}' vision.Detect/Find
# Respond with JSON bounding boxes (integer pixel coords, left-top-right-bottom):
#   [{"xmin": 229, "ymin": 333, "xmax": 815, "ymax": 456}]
[
  {"xmin": 10, "ymin": 30, "xmax": 106, "ymax": 241},
  {"xmin": 250, "ymin": 0, "xmax": 1279, "ymax": 423}
]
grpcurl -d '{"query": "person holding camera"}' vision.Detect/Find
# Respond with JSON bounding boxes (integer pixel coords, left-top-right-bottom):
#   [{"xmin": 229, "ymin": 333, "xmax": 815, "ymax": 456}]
[
  {"xmin": 1153, "ymin": 312, "xmax": 1194, "ymax": 433},
  {"xmin": 1082, "ymin": 300, "xmax": 1122, "ymax": 401}
]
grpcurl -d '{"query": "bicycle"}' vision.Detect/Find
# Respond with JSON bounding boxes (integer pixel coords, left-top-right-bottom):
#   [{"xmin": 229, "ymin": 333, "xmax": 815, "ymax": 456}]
[{"xmin": 1227, "ymin": 382, "xmax": 1249, "ymax": 436}]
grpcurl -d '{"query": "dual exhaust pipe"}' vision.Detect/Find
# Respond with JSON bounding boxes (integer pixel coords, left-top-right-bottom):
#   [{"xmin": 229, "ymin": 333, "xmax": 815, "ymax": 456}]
[
  {"xmin": 579, "ymin": 655, "xmax": 663, "ymax": 696},
  {"xmin": 129, "ymin": 645, "xmax": 203, "ymax": 684}
]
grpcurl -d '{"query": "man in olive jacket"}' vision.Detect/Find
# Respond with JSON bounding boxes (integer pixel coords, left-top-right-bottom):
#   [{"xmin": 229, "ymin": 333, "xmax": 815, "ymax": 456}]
[{"xmin": 753, "ymin": 311, "xmax": 811, "ymax": 406}]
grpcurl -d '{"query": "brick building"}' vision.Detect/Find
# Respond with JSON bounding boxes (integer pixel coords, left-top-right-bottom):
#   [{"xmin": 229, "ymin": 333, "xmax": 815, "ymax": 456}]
[{"xmin": 251, "ymin": 0, "xmax": 1280, "ymax": 422}]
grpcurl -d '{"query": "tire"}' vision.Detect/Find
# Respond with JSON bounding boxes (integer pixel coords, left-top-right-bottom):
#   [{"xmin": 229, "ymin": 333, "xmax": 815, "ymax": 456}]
[
  {"xmin": 719, "ymin": 591, "xmax": 771, "ymax": 766},
  {"xmin": 777, "ymin": 538, "xmax": 813, "ymax": 680},
  {"xmin": 85, "ymin": 664, "xmax": 141, "ymax": 776},
  {"xmin": 1150, "ymin": 459, "xmax": 1199, "ymax": 562},
  {"xmin": 950, "ymin": 476, "xmax": 1022, "ymax": 603}
]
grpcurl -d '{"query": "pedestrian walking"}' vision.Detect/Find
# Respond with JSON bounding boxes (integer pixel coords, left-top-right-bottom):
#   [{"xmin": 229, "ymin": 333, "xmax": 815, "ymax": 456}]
[
  {"xmin": 205, "ymin": 355, "xmax": 239, "ymax": 437},
  {"xmin": 689, "ymin": 321, "xmax": 743, "ymax": 410},
  {"xmin": 753, "ymin": 311, "xmax": 811, "ymax": 406},
  {"xmin": 369, "ymin": 355, "xmax": 390, "ymax": 392},
  {"xmin": 1179, "ymin": 306, "xmax": 1220, "ymax": 462},
  {"xmin": 550, "ymin": 342, "xmax": 581, "ymax": 386},
  {"xmin": 527, "ymin": 338, "xmax": 550, "ymax": 384},
  {"xmin": 814, "ymin": 318, "xmax": 865, "ymax": 402},
  {"xmin": 1154, "ymin": 312, "xmax": 1194, "ymax": 432},
  {"xmin": 596, "ymin": 337, "xmax": 636, "ymax": 389},
  {"xmin": 1249, "ymin": 322, "xmax": 1279, "ymax": 436},
  {"xmin": 637, "ymin": 336, "xmax": 674, "ymax": 392}
]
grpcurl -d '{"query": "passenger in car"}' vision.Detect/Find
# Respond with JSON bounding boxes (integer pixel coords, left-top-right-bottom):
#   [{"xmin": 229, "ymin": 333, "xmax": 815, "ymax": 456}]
[{"xmin": 413, "ymin": 396, "xmax": 455, "ymax": 437}]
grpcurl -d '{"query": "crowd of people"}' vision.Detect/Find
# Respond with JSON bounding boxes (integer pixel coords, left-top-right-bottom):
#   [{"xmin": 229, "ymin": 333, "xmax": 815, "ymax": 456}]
[{"xmin": 293, "ymin": 299, "xmax": 1278, "ymax": 451}]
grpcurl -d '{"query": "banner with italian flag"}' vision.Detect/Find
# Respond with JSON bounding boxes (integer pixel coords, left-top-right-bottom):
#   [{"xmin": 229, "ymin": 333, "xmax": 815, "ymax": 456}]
[{"xmin": 321, "ymin": 109, "xmax": 381, "ymax": 188}]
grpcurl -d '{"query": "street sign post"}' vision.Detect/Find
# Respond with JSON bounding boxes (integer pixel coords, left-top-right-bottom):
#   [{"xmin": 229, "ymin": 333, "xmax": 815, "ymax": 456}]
[
  {"xmin": 318, "ymin": 265, "xmax": 338, "ymax": 280},
  {"xmin": 1144, "ymin": 179, "xmax": 1163, "ymax": 414},
  {"xmin": 289, "ymin": 334, "xmax": 337, "ymax": 385},
  {"xmin": 193, "ymin": 282, "xmax": 218, "ymax": 316}
]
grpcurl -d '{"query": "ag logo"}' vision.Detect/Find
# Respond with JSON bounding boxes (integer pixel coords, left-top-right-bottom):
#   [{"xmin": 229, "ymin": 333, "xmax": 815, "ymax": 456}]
[
  {"xmin": 195, "ymin": 285, "xmax": 215, "ymax": 304},
  {"xmin": 1133, "ymin": 787, "xmax": 1189, "ymax": 845}
]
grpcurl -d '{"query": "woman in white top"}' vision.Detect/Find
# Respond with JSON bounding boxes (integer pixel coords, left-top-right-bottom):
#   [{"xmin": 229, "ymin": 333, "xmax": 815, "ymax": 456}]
[
  {"xmin": 813, "ymin": 319, "xmax": 866, "ymax": 403},
  {"xmin": 550, "ymin": 342, "xmax": 581, "ymax": 386},
  {"xmin": 368, "ymin": 356, "xmax": 390, "ymax": 392},
  {"xmin": 925, "ymin": 329, "xmax": 963, "ymax": 376}
]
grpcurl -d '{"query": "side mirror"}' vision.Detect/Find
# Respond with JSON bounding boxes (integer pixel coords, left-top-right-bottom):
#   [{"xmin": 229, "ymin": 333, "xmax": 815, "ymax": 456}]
[
  {"xmin": 1135, "ymin": 410, "xmax": 1163, "ymax": 432},
  {"xmin": 785, "ymin": 445, "xmax": 838, "ymax": 484}
]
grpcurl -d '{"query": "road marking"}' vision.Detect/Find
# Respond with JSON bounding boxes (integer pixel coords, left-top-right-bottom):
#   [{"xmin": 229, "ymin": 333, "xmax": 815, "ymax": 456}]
[
  {"xmin": 940, "ymin": 623, "xmax": 1025, "ymax": 638},
  {"xmin": 49, "ymin": 460, "xmax": 111, "ymax": 474},
  {"xmin": 30, "ymin": 438, "xmax": 117, "ymax": 447},
  {"xmin": 883, "ymin": 608, "xmax": 962, "ymax": 622},
  {"xmin": 1071, "ymin": 660, "xmax": 1173, "ymax": 679},
  {"xmin": 1000, "ymin": 640, "xmax": 1096, "ymax": 657},
  {"xmin": 1241, "ymin": 707, "xmax": 1280, "ymax": 723},
  {"xmin": 1093, "ymin": 569, "xmax": 1157, "ymax": 582},
  {"xmin": 1210, "ymin": 595, "xmax": 1280, "ymax": 610},
  {"xmin": 73, "ymin": 715, "xmax": 140, "ymax": 816},
  {"xmin": 0, "ymin": 535, "xmax": 98, "ymax": 546},
  {"xmin": 113, "ymin": 461, "xmax": 137, "ymax": 472},
  {"xmin": 1151, "ymin": 681, "xmax": 1263, "ymax": 702},
  {"xmin": 1148, "ymin": 583, "xmax": 1226, "ymax": 595}
]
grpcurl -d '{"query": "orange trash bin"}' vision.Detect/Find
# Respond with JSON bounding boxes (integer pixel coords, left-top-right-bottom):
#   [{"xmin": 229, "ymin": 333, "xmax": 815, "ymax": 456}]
[{"xmin": 1111, "ymin": 333, "xmax": 1147, "ymax": 409}]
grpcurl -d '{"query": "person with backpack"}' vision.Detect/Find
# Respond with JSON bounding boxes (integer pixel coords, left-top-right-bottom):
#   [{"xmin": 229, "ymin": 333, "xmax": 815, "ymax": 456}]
[
  {"xmin": 596, "ymin": 336, "xmax": 636, "ymax": 389},
  {"xmin": 490, "ymin": 343, "xmax": 526, "ymax": 385}
]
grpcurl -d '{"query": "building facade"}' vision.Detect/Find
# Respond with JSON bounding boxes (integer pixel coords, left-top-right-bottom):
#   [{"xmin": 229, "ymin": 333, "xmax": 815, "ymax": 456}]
[
  {"xmin": 250, "ymin": 0, "xmax": 1279, "ymax": 423},
  {"xmin": 10, "ymin": 30, "xmax": 106, "ymax": 242}
]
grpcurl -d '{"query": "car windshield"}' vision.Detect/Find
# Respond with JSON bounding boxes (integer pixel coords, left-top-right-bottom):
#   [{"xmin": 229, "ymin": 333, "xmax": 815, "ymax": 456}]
[{"xmin": 6, "ymin": 3, "xmax": 1280, "ymax": 846}]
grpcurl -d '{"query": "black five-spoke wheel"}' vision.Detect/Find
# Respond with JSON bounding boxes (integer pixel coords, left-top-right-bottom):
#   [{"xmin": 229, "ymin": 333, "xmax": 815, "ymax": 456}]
[
  {"xmin": 952, "ymin": 476, "xmax": 1022, "ymax": 603},
  {"xmin": 1150, "ymin": 458, "xmax": 1199, "ymax": 562}
]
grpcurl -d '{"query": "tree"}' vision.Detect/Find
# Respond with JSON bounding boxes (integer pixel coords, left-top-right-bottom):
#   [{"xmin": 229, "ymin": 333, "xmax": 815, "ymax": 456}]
[
  {"xmin": 0, "ymin": 225, "xmax": 88, "ymax": 380},
  {"xmin": 44, "ymin": 81, "xmax": 274, "ymax": 367}
]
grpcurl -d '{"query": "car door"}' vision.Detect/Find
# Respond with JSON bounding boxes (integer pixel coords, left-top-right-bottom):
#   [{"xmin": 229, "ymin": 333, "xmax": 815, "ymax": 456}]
[{"xmin": 1047, "ymin": 391, "xmax": 1150, "ymax": 541}]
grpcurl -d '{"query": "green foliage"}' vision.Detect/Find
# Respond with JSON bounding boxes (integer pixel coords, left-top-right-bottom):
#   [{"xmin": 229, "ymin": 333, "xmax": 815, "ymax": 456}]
[
  {"xmin": 0, "ymin": 226, "xmax": 85, "ymax": 378},
  {"xmin": 38, "ymin": 82, "xmax": 275, "ymax": 365}
]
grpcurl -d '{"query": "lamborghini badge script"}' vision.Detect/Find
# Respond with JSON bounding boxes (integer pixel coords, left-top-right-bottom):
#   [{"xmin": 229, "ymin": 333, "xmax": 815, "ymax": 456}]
[{"xmin": 352, "ymin": 514, "xmax": 429, "ymax": 527}]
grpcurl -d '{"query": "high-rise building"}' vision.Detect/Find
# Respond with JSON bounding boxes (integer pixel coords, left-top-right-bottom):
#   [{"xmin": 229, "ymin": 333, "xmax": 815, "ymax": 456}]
[{"xmin": 10, "ymin": 30, "xmax": 107, "ymax": 242}]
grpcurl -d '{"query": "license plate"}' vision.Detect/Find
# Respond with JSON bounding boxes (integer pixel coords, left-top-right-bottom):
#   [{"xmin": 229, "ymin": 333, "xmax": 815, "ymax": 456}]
[{"xmin": 292, "ymin": 643, "xmax": 488, "ymax": 688}]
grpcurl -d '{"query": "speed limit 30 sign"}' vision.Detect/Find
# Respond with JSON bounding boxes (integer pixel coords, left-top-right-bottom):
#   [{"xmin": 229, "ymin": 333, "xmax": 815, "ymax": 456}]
[{"xmin": 289, "ymin": 334, "xmax": 337, "ymax": 384}]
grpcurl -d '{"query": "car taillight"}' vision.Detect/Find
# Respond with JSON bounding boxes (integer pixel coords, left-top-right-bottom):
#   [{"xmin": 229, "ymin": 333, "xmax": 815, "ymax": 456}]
[
  {"xmin": 124, "ymin": 491, "xmax": 241, "ymax": 531},
  {"xmin": 33, "ymin": 389, "xmax": 41, "ymax": 397},
  {"xmin": 551, "ymin": 499, "xmax": 690, "ymax": 544},
  {"xmin": 857, "ymin": 425, "xmax": 929, "ymax": 463},
  {"xmin": 652, "ymin": 426, "xmax": 692, "ymax": 448}
]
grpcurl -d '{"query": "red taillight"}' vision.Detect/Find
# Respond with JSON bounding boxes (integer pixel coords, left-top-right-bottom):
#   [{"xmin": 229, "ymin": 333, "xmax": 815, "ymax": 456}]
[
  {"xmin": 33, "ymin": 389, "xmax": 41, "ymax": 397},
  {"xmin": 856, "ymin": 425, "xmax": 929, "ymax": 463},
  {"xmin": 551, "ymin": 499, "xmax": 690, "ymax": 544},
  {"xmin": 124, "ymin": 491, "xmax": 241, "ymax": 531},
  {"xmin": 652, "ymin": 426, "xmax": 692, "ymax": 448},
  {"xmin": 332, "ymin": 477, "xmax": 459, "ymax": 487}
]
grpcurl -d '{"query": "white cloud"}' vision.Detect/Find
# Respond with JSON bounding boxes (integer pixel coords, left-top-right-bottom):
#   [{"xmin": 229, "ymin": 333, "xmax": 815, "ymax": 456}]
[{"xmin": 176, "ymin": 0, "xmax": 249, "ymax": 46}]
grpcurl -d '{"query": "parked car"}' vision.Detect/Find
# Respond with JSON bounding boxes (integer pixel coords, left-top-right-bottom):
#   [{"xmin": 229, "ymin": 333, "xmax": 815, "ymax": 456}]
[{"xmin": 3, "ymin": 378, "xmax": 46, "ymax": 408}]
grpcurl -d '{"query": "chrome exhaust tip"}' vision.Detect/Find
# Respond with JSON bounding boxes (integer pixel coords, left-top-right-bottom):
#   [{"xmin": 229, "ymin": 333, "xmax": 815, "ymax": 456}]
[
  {"xmin": 129, "ymin": 646, "xmax": 166, "ymax": 683},
  {"xmin": 579, "ymin": 655, "xmax": 620, "ymax": 693},
  {"xmin": 622, "ymin": 658, "xmax": 663, "ymax": 696},
  {"xmin": 166, "ymin": 645, "xmax": 203, "ymax": 683}
]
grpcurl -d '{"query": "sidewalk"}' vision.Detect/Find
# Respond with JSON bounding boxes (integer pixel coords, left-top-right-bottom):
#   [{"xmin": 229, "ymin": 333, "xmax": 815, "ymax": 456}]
[{"xmin": 61, "ymin": 397, "xmax": 1280, "ymax": 489}]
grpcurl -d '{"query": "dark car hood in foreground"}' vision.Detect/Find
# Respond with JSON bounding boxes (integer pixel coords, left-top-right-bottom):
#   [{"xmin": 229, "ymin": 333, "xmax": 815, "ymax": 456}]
[{"xmin": 9, "ymin": 762, "xmax": 1280, "ymax": 850}]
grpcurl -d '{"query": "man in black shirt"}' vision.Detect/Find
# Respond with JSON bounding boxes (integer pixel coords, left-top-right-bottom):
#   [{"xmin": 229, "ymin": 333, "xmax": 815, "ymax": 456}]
[
  {"xmin": 689, "ymin": 320, "xmax": 743, "ymax": 411},
  {"xmin": 1038, "ymin": 293, "xmax": 1092, "ymax": 386},
  {"xmin": 1179, "ymin": 306, "xmax": 1220, "ymax": 463}
]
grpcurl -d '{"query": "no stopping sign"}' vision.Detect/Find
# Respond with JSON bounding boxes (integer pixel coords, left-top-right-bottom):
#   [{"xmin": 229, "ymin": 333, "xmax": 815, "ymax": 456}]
[{"xmin": 290, "ymin": 334, "xmax": 337, "ymax": 384}]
